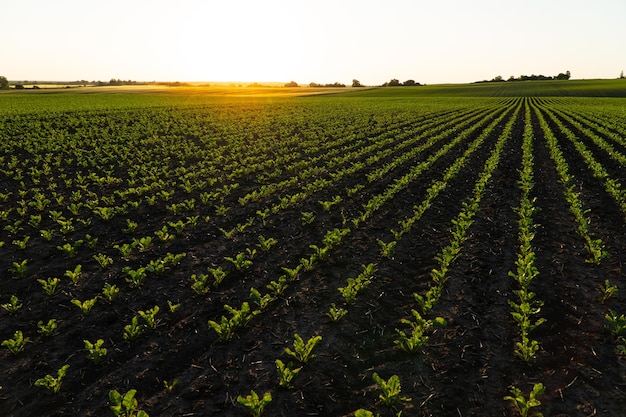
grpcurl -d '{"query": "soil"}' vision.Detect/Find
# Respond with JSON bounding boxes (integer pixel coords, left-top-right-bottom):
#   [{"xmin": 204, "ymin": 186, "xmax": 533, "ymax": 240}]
[{"xmin": 1, "ymin": 97, "xmax": 625, "ymax": 417}]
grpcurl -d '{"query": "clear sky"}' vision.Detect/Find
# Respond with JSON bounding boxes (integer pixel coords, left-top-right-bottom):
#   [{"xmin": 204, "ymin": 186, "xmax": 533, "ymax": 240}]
[{"xmin": 2, "ymin": 0, "xmax": 625, "ymax": 85}]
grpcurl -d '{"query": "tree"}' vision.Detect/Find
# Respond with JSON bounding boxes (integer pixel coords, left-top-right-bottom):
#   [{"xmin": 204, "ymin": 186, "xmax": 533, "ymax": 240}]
[
  {"xmin": 0, "ymin": 76, "xmax": 9, "ymax": 89},
  {"xmin": 352, "ymin": 79, "xmax": 362, "ymax": 87},
  {"xmin": 620, "ymin": 70, "xmax": 624, "ymax": 79},
  {"xmin": 385, "ymin": 78, "xmax": 401, "ymax": 87},
  {"xmin": 284, "ymin": 81, "xmax": 299, "ymax": 87}
]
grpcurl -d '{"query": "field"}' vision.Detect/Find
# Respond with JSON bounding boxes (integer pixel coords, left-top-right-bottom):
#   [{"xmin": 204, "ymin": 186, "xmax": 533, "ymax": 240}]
[{"xmin": 1, "ymin": 81, "xmax": 626, "ymax": 416}]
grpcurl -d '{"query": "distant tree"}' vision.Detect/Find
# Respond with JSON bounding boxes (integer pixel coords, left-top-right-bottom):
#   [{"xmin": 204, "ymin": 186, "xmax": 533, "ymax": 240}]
[
  {"xmin": 284, "ymin": 81, "xmax": 299, "ymax": 87},
  {"xmin": 14, "ymin": 84, "xmax": 24, "ymax": 89},
  {"xmin": 0, "ymin": 75, "xmax": 8, "ymax": 89},
  {"xmin": 620, "ymin": 70, "xmax": 624, "ymax": 79},
  {"xmin": 352, "ymin": 79, "xmax": 362, "ymax": 87},
  {"xmin": 386, "ymin": 78, "xmax": 401, "ymax": 87},
  {"xmin": 309, "ymin": 82, "xmax": 320, "ymax": 87},
  {"xmin": 403, "ymin": 79, "xmax": 416, "ymax": 86},
  {"xmin": 492, "ymin": 75, "xmax": 503, "ymax": 82}
]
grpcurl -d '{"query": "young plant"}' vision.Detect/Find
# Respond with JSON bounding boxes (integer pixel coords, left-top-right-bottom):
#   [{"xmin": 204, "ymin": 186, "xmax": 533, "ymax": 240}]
[
  {"xmin": 275, "ymin": 359, "xmax": 301, "ymax": 388},
  {"xmin": 38, "ymin": 277, "xmax": 61, "ymax": 296},
  {"xmin": 109, "ymin": 388, "xmax": 149, "ymax": 417},
  {"xmin": 71, "ymin": 297, "xmax": 98, "ymax": 316},
  {"xmin": 123, "ymin": 267, "xmax": 147, "ymax": 288},
  {"xmin": 504, "ymin": 383, "xmax": 545, "ymax": 417},
  {"xmin": 191, "ymin": 273, "xmax": 211, "ymax": 295},
  {"xmin": 2, "ymin": 295, "xmax": 23, "ymax": 314},
  {"xmin": 9, "ymin": 259, "xmax": 28, "ymax": 278},
  {"xmin": 37, "ymin": 319, "xmax": 58, "ymax": 336},
  {"xmin": 94, "ymin": 253, "xmax": 114, "ymax": 269},
  {"xmin": 377, "ymin": 239, "xmax": 397, "ymax": 258},
  {"xmin": 301, "ymin": 211, "xmax": 315, "ymax": 225},
  {"xmin": 224, "ymin": 252, "xmax": 253, "ymax": 271},
  {"xmin": 237, "ymin": 390, "xmax": 272, "ymax": 417},
  {"xmin": 84, "ymin": 339, "xmax": 108, "ymax": 364},
  {"xmin": 256, "ymin": 235, "xmax": 278, "ymax": 252},
  {"xmin": 167, "ymin": 300, "xmax": 180, "ymax": 313},
  {"xmin": 372, "ymin": 372, "xmax": 411, "ymax": 407},
  {"xmin": 2, "ymin": 330, "xmax": 29, "ymax": 354},
  {"xmin": 598, "ymin": 279, "xmax": 618, "ymax": 304},
  {"xmin": 138, "ymin": 306, "xmax": 160, "ymax": 329},
  {"xmin": 123, "ymin": 316, "xmax": 143, "ymax": 341},
  {"xmin": 102, "ymin": 283, "xmax": 120, "ymax": 302},
  {"xmin": 606, "ymin": 310, "xmax": 626, "ymax": 336},
  {"xmin": 326, "ymin": 303, "xmax": 348, "ymax": 322},
  {"xmin": 163, "ymin": 379, "xmax": 180, "ymax": 393},
  {"xmin": 64, "ymin": 264, "xmax": 82, "ymax": 284},
  {"xmin": 34, "ymin": 364, "xmax": 70, "ymax": 394},
  {"xmin": 284, "ymin": 334, "xmax": 322, "ymax": 364},
  {"xmin": 249, "ymin": 287, "xmax": 275, "ymax": 310}
]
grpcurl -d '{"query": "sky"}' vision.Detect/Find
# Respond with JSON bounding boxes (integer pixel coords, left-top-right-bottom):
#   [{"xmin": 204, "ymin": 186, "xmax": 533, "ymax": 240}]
[{"xmin": 2, "ymin": 0, "xmax": 625, "ymax": 85}]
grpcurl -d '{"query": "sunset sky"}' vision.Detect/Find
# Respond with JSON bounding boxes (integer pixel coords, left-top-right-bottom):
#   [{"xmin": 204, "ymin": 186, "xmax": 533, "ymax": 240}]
[{"xmin": 3, "ymin": 0, "xmax": 625, "ymax": 85}]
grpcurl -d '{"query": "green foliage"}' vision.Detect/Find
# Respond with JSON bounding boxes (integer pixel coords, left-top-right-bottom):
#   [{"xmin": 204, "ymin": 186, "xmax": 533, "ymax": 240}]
[
  {"xmin": 2, "ymin": 295, "xmax": 23, "ymax": 314},
  {"xmin": 326, "ymin": 303, "xmax": 348, "ymax": 322},
  {"xmin": 84, "ymin": 339, "xmax": 108, "ymax": 364},
  {"xmin": 37, "ymin": 319, "xmax": 58, "ymax": 336},
  {"xmin": 71, "ymin": 297, "xmax": 98, "ymax": 315},
  {"xmin": 2, "ymin": 330, "xmax": 29, "ymax": 354},
  {"xmin": 504, "ymin": 383, "xmax": 545, "ymax": 417},
  {"xmin": 34, "ymin": 364, "xmax": 70, "ymax": 394},
  {"xmin": 275, "ymin": 359, "xmax": 301, "ymax": 388},
  {"xmin": 372, "ymin": 372, "xmax": 411, "ymax": 407},
  {"xmin": 109, "ymin": 389, "xmax": 149, "ymax": 417},
  {"xmin": 38, "ymin": 277, "xmax": 61, "ymax": 296},
  {"xmin": 284, "ymin": 334, "xmax": 322, "ymax": 364},
  {"xmin": 237, "ymin": 390, "xmax": 272, "ymax": 417},
  {"xmin": 598, "ymin": 279, "xmax": 618, "ymax": 304}
]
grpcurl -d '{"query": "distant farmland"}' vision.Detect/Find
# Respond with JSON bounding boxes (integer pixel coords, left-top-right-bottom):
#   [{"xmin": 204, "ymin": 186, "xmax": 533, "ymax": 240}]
[{"xmin": 1, "ymin": 82, "xmax": 626, "ymax": 416}]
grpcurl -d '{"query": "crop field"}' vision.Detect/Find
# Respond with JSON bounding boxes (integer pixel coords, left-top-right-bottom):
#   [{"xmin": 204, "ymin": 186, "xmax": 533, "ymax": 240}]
[{"xmin": 1, "ymin": 86, "xmax": 626, "ymax": 416}]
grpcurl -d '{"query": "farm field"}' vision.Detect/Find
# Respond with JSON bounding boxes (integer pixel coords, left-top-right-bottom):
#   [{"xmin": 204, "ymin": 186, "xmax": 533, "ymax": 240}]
[{"xmin": 1, "ymin": 86, "xmax": 626, "ymax": 416}]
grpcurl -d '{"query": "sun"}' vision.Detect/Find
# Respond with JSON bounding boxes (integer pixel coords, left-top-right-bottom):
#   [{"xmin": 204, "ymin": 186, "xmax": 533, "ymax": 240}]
[{"xmin": 173, "ymin": 3, "xmax": 312, "ymax": 82}]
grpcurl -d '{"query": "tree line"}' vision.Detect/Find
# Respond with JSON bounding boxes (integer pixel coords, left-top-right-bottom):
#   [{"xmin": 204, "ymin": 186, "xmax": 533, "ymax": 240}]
[{"xmin": 476, "ymin": 71, "xmax": 571, "ymax": 83}]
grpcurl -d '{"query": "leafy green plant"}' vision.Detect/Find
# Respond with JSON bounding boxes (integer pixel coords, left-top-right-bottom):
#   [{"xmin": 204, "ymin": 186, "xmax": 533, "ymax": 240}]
[
  {"xmin": 84, "ymin": 339, "xmax": 108, "ymax": 364},
  {"xmin": 504, "ymin": 383, "xmax": 545, "ymax": 417},
  {"xmin": 2, "ymin": 295, "xmax": 23, "ymax": 314},
  {"xmin": 190, "ymin": 273, "xmax": 211, "ymax": 295},
  {"xmin": 326, "ymin": 303, "xmax": 348, "ymax": 322},
  {"xmin": 301, "ymin": 211, "xmax": 315, "ymax": 225},
  {"xmin": 71, "ymin": 297, "xmax": 98, "ymax": 315},
  {"xmin": 372, "ymin": 372, "xmax": 411, "ymax": 408},
  {"xmin": 208, "ymin": 266, "xmax": 228, "ymax": 287},
  {"xmin": 250, "ymin": 287, "xmax": 275, "ymax": 310},
  {"xmin": 34, "ymin": 364, "xmax": 70, "ymax": 394},
  {"xmin": 225, "ymin": 252, "xmax": 253, "ymax": 271},
  {"xmin": 64, "ymin": 264, "xmax": 82, "ymax": 284},
  {"xmin": 2, "ymin": 330, "xmax": 29, "ymax": 354},
  {"xmin": 598, "ymin": 279, "xmax": 618, "ymax": 304},
  {"xmin": 109, "ymin": 388, "xmax": 149, "ymax": 417},
  {"xmin": 138, "ymin": 306, "xmax": 160, "ymax": 329},
  {"xmin": 123, "ymin": 266, "xmax": 147, "ymax": 288},
  {"xmin": 94, "ymin": 253, "xmax": 114, "ymax": 268},
  {"xmin": 37, "ymin": 319, "xmax": 58, "ymax": 336},
  {"xmin": 284, "ymin": 334, "xmax": 322, "ymax": 364},
  {"xmin": 167, "ymin": 300, "xmax": 180, "ymax": 313},
  {"xmin": 163, "ymin": 379, "xmax": 180, "ymax": 393},
  {"xmin": 237, "ymin": 390, "xmax": 272, "ymax": 417},
  {"xmin": 12, "ymin": 235, "xmax": 30, "ymax": 250},
  {"xmin": 256, "ymin": 235, "xmax": 278, "ymax": 252},
  {"xmin": 606, "ymin": 310, "xmax": 626, "ymax": 336},
  {"xmin": 9, "ymin": 259, "xmax": 28, "ymax": 278},
  {"xmin": 102, "ymin": 283, "xmax": 120, "ymax": 302},
  {"xmin": 123, "ymin": 316, "xmax": 143, "ymax": 341},
  {"xmin": 377, "ymin": 239, "xmax": 397, "ymax": 258},
  {"xmin": 38, "ymin": 277, "xmax": 60, "ymax": 296},
  {"xmin": 275, "ymin": 359, "xmax": 301, "ymax": 388}
]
